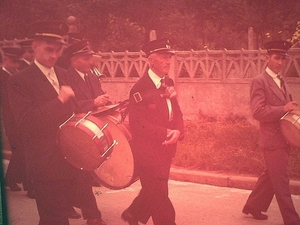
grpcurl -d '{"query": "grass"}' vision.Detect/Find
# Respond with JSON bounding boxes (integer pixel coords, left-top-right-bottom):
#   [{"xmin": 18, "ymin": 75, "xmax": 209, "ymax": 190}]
[{"xmin": 173, "ymin": 114, "xmax": 300, "ymax": 180}]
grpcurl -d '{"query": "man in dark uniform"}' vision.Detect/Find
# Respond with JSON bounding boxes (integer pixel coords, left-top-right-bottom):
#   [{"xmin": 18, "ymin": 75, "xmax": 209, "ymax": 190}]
[
  {"xmin": 62, "ymin": 39, "xmax": 109, "ymax": 223},
  {"xmin": 8, "ymin": 21, "xmax": 107, "ymax": 225},
  {"xmin": 0, "ymin": 46, "xmax": 26, "ymax": 192},
  {"xmin": 64, "ymin": 39, "xmax": 109, "ymax": 112},
  {"xmin": 18, "ymin": 39, "xmax": 35, "ymax": 70},
  {"xmin": 121, "ymin": 38, "xmax": 184, "ymax": 225},
  {"xmin": 16, "ymin": 39, "xmax": 36, "ymax": 198},
  {"xmin": 242, "ymin": 40, "xmax": 300, "ymax": 225}
]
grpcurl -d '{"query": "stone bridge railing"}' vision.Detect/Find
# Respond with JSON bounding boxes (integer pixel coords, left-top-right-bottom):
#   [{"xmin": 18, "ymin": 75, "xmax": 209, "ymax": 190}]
[
  {"xmin": 93, "ymin": 49, "xmax": 300, "ymax": 121},
  {"xmin": 93, "ymin": 48, "xmax": 300, "ymax": 81},
  {"xmin": 2, "ymin": 38, "xmax": 299, "ymax": 120}
]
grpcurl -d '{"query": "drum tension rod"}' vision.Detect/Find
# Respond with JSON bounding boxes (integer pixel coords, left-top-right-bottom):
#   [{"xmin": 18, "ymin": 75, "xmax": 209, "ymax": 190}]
[
  {"xmin": 75, "ymin": 111, "xmax": 92, "ymax": 127},
  {"xmin": 96, "ymin": 140, "xmax": 118, "ymax": 170},
  {"xmin": 59, "ymin": 113, "xmax": 75, "ymax": 129},
  {"xmin": 292, "ymin": 115, "xmax": 300, "ymax": 124},
  {"xmin": 92, "ymin": 123, "xmax": 108, "ymax": 140}
]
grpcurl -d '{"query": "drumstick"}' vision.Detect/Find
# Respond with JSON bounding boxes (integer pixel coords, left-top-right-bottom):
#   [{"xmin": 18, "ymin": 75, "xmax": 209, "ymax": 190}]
[{"xmin": 289, "ymin": 94, "xmax": 293, "ymax": 101}]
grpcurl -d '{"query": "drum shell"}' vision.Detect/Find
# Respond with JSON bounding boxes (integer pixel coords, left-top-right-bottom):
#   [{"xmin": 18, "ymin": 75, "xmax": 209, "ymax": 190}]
[
  {"xmin": 92, "ymin": 114, "xmax": 139, "ymax": 190},
  {"xmin": 280, "ymin": 109, "xmax": 300, "ymax": 148},
  {"xmin": 57, "ymin": 113, "xmax": 113, "ymax": 171}
]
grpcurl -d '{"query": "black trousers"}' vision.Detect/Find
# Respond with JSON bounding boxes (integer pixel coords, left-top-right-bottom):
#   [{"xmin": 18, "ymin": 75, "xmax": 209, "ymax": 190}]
[
  {"xmin": 5, "ymin": 136, "xmax": 26, "ymax": 186},
  {"xmin": 126, "ymin": 158, "xmax": 176, "ymax": 225},
  {"xmin": 34, "ymin": 171, "xmax": 101, "ymax": 225},
  {"xmin": 244, "ymin": 147, "xmax": 300, "ymax": 225}
]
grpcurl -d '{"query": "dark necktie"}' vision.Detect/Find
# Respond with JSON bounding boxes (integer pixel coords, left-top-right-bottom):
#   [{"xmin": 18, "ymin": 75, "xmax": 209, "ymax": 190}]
[
  {"xmin": 84, "ymin": 74, "xmax": 94, "ymax": 96},
  {"xmin": 159, "ymin": 78, "xmax": 166, "ymax": 90}
]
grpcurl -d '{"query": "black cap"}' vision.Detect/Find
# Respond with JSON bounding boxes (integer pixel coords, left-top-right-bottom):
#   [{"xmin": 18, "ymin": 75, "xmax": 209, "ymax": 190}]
[
  {"xmin": 18, "ymin": 39, "xmax": 33, "ymax": 50},
  {"xmin": 28, "ymin": 20, "xmax": 69, "ymax": 44},
  {"xmin": 142, "ymin": 38, "xmax": 175, "ymax": 57},
  {"xmin": 1, "ymin": 47, "xmax": 24, "ymax": 59},
  {"xmin": 264, "ymin": 40, "xmax": 292, "ymax": 55},
  {"xmin": 64, "ymin": 40, "xmax": 95, "ymax": 58}
]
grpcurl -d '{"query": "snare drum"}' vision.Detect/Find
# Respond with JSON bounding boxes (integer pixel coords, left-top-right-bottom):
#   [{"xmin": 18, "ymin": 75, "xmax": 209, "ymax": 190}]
[{"xmin": 280, "ymin": 109, "xmax": 300, "ymax": 148}]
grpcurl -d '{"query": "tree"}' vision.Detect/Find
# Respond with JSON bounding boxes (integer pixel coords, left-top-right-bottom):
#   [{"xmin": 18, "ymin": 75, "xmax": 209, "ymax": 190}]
[{"xmin": 1, "ymin": 0, "xmax": 300, "ymax": 50}]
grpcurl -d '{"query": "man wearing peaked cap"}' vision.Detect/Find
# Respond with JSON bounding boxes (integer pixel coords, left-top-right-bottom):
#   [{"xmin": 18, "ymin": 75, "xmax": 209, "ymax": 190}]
[
  {"xmin": 65, "ymin": 40, "xmax": 109, "ymax": 113},
  {"xmin": 0, "ymin": 46, "xmax": 26, "ymax": 193},
  {"xmin": 242, "ymin": 39, "xmax": 300, "ymax": 225},
  {"xmin": 28, "ymin": 20, "xmax": 69, "ymax": 43},
  {"xmin": 8, "ymin": 21, "xmax": 108, "ymax": 225},
  {"xmin": 61, "ymin": 39, "xmax": 109, "ymax": 225},
  {"xmin": 264, "ymin": 40, "xmax": 292, "ymax": 55},
  {"xmin": 1, "ymin": 47, "xmax": 24, "ymax": 63},
  {"xmin": 122, "ymin": 38, "xmax": 184, "ymax": 225},
  {"xmin": 64, "ymin": 39, "xmax": 95, "ymax": 56},
  {"xmin": 18, "ymin": 39, "xmax": 35, "ymax": 70},
  {"xmin": 141, "ymin": 38, "xmax": 175, "ymax": 58}
]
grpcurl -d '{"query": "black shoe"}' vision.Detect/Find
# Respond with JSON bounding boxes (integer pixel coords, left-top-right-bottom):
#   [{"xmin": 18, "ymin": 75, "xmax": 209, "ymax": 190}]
[
  {"xmin": 121, "ymin": 209, "xmax": 139, "ymax": 225},
  {"xmin": 68, "ymin": 207, "xmax": 81, "ymax": 219},
  {"xmin": 242, "ymin": 205, "xmax": 268, "ymax": 220},
  {"xmin": 86, "ymin": 218, "xmax": 107, "ymax": 225},
  {"xmin": 6, "ymin": 182, "xmax": 21, "ymax": 191}
]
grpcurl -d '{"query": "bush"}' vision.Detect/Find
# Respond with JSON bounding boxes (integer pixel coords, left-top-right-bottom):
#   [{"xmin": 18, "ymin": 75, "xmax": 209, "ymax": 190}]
[{"xmin": 173, "ymin": 115, "xmax": 300, "ymax": 179}]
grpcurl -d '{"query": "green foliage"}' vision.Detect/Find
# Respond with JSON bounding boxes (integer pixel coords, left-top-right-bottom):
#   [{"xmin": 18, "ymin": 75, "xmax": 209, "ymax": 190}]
[
  {"xmin": 1, "ymin": 0, "xmax": 300, "ymax": 51},
  {"xmin": 174, "ymin": 116, "xmax": 300, "ymax": 179},
  {"xmin": 101, "ymin": 15, "xmax": 146, "ymax": 52},
  {"xmin": 291, "ymin": 21, "xmax": 300, "ymax": 47}
]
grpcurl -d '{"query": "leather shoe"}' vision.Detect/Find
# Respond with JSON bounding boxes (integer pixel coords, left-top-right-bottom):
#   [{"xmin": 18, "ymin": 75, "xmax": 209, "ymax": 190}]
[
  {"xmin": 68, "ymin": 207, "xmax": 81, "ymax": 219},
  {"xmin": 121, "ymin": 209, "xmax": 139, "ymax": 225},
  {"xmin": 86, "ymin": 218, "xmax": 107, "ymax": 225},
  {"xmin": 6, "ymin": 182, "xmax": 21, "ymax": 191},
  {"xmin": 242, "ymin": 205, "xmax": 268, "ymax": 220}
]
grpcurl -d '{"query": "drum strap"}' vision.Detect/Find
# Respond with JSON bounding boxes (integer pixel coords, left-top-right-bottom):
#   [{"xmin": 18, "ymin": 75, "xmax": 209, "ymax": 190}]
[{"xmin": 132, "ymin": 89, "xmax": 162, "ymax": 104}]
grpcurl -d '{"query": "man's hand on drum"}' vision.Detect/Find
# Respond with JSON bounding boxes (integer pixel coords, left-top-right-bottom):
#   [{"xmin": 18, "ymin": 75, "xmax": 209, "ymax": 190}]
[
  {"xmin": 162, "ymin": 129, "xmax": 181, "ymax": 146},
  {"xmin": 284, "ymin": 101, "xmax": 298, "ymax": 112},
  {"xmin": 94, "ymin": 94, "xmax": 110, "ymax": 107},
  {"xmin": 58, "ymin": 85, "xmax": 75, "ymax": 103}
]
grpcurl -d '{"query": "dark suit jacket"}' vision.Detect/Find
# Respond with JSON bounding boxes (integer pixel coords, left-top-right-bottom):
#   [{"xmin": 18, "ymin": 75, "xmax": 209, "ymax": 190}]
[
  {"xmin": 67, "ymin": 67, "xmax": 105, "ymax": 113},
  {"xmin": 0, "ymin": 69, "xmax": 21, "ymax": 148},
  {"xmin": 129, "ymin": 74, "xmax": 184, "ymax": 166},
  {"xmin": 8, "ymin": 64, "xmax": 77, "ymax": 181},
  {"xmin": 250, "ymin": 71, "xmax": 291, "ymax": 150},
  {"xmin": 18, "ymin": 59, "xmax": 30, "ymax": 71}
]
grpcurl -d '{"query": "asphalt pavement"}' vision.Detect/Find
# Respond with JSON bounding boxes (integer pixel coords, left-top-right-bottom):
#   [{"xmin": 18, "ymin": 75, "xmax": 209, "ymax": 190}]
[{"xmin": 3, "ymin": 159, "xmax": 300, "ymax": 225}]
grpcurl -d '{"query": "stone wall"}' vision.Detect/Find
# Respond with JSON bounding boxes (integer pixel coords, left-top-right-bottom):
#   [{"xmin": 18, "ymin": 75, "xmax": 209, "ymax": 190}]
[{"xmin": 100, "ymin": 78, "xmax": 300, "ymax": 124}]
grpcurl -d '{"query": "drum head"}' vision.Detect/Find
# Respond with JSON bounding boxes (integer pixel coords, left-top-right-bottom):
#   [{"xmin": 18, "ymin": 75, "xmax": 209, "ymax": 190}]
[
  {"xmin": 281, "ymin": 119, "xmax": 300, "ymax": 148},
  {"xmin": 58, "ymin": 114, "xmax": 113, "ymax": 171},
  {"xmin": 93, "ymin": 115, "xmax": 138, "ymax": 189}
]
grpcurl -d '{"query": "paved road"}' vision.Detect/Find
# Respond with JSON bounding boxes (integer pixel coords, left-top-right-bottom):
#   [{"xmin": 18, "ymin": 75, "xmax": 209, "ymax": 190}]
[{"xmin": 5, "ymin": 177, "xmax": 300, "ymax": 225}]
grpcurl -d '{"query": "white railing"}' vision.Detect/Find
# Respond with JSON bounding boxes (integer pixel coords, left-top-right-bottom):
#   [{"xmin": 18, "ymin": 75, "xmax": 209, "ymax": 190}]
[
  {"xmin": 2, "ymin": 38, "xmax": 300, "ymax": 80},
  {"xmin": 94, "ymin": 49, "xmax": 300, "ymax": 81}
]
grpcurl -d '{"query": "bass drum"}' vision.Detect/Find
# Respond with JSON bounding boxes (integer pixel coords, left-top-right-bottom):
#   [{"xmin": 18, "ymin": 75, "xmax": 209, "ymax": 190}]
[
  {"xmin": 280, "ymin": 109, "xmax": 300, "ymax": 148},
  {"xmin": 57, "ymin": 112, "xmax": 116, "ymax": 171},
  {"xmin": 92, "ymin": 101, "xmax": 139, "ymax": 190}
]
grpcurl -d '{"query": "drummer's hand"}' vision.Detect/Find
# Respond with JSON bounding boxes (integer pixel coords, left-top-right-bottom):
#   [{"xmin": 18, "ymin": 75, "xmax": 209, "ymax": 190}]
[
  {"xmin": 58, "ymin": 86, "xmax": 75, "ymax": 103},
  {"xmin": 284, "ymin": 101, "xmax": 298, "ymax": 112},
  {"xmin": 162, "ymin": 129, "xmax": 181, "ymax": 146},
  {"xmin": 94, "ymin": 94, "xmax": 109, "ymax": 107}
]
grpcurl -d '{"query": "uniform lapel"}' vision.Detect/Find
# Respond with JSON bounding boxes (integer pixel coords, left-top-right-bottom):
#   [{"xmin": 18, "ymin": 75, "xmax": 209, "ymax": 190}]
[
  {"xmin": 70, "ymin": 67, "xmax": 93, "ymax": 99},
  {"xmin": 30, "ymin": 64, "xmax": 58, "ymax": 99},
  {"xmin": 263, "ymin": 72, "xmax": 286, "ymax": 103}
]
